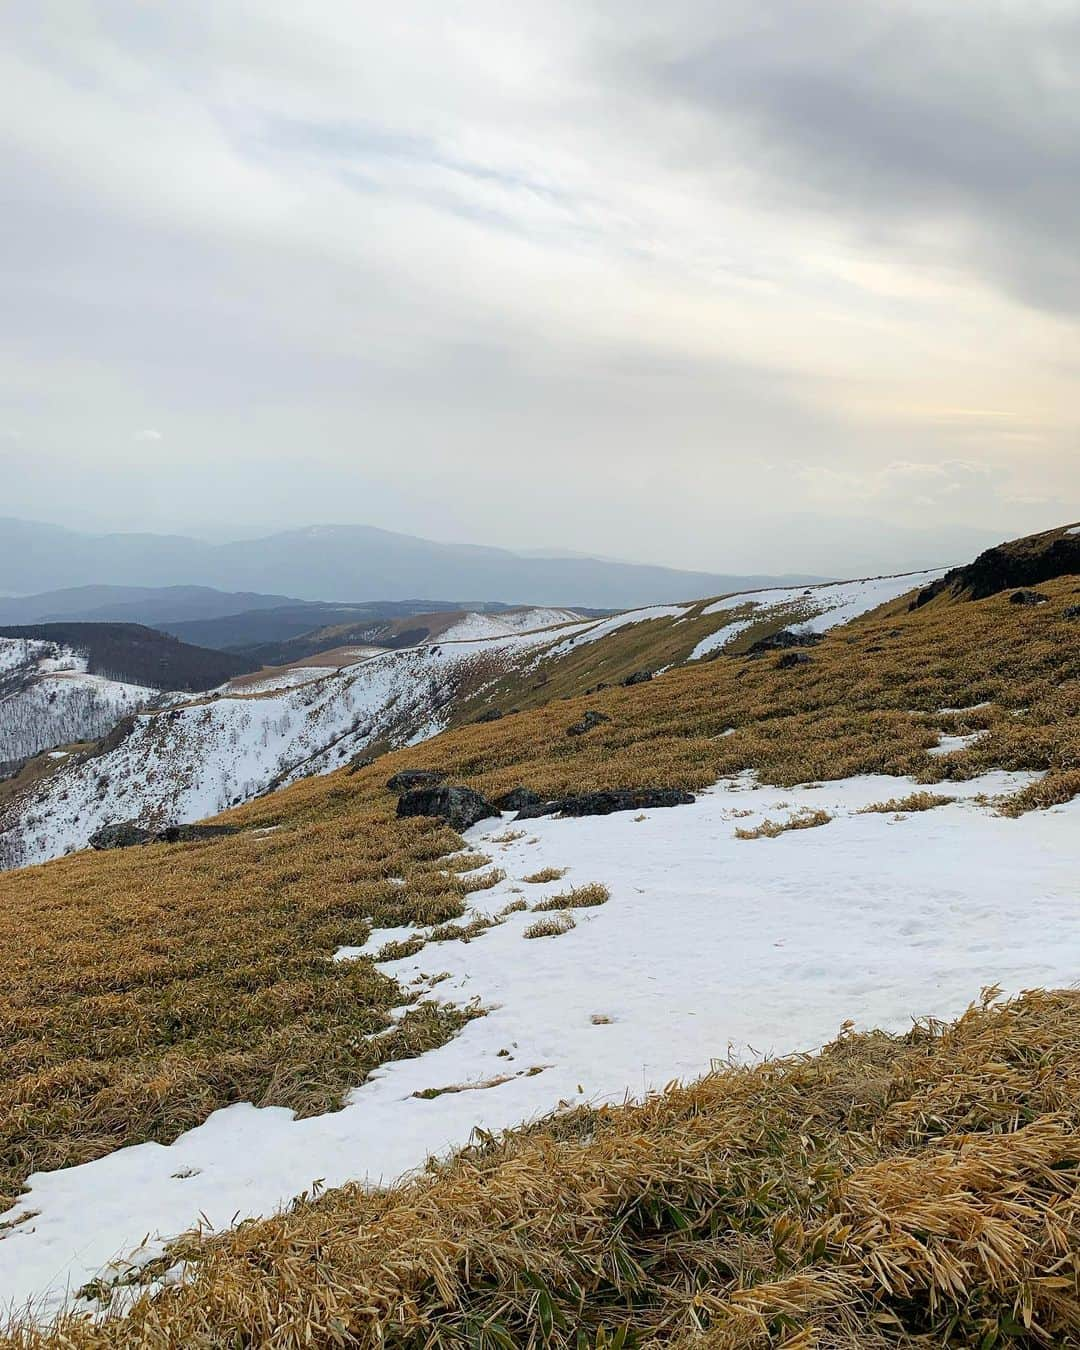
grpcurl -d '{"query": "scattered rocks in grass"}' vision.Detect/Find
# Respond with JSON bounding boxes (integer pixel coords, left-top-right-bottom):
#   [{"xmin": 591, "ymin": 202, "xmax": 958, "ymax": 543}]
[
  {"xmin": 396, "ymin": 784, "xmax": 498, "ymax": 831},
  {"xmin": 622, "ymin": 669, "xmax": 654, "ymax": 687},
  {"xmin": 1010, "ymin": 589, "xmax": 1049, "ymax": 606},
  {"xmin": 747, "ymin": 629, "xmax": 822, "ymax": 657},
  {"xmin": 386, "ymin": 769, "xmax": 447, "ymax": 794},
  {"xmin": 566, "ymin": 710, "xmax": 611, "ymax": 736},
  {"xmin": 776, "ymin": 651, "xmax": 813, "ymax": 669}
]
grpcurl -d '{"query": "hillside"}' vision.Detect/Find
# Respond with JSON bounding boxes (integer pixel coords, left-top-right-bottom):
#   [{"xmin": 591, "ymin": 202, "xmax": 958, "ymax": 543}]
[
  {"xmin": 165, "ymin": 600, "xmax": 536, "ymax": 657},
  {"xmin": 0, "ymin": 624, "xmax": 257, "ymax": 692},
  {"xmin": 0, "ymin": 518, "xmax": 826, "ymax": 608},
  {"xmin": 0, "ymin": 637, "xmax": 159, "ymax": 770},
  {"xmin": 0, "ymin": 579, "xmax": 933, "ymax": 871},
  {"xmin": 2, "ymin": 526, "xmax": 1080, "ymax": 1343}
]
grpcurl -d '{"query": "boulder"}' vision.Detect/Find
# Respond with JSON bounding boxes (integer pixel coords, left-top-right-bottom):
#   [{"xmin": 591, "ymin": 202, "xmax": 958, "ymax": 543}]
[
  {"xmin": 1064, "ymin": 605, "xmax": 1080, "ymax": 620},
  {"xmin": 621, "ymin": 669, "xmax": 654, "ymax": 687},
  {"xmin": 1009, "ymin": 589, "xmax": 1048, "ymax": 606},
  {"xmin": 386, "ymin": 769, "xmax": 447, "ymax": 795},
  {"xmin": 89, "ymin": 821, "xmax": 155, "ymax": 850},
  {"xmin": 475, "ymin": 707, "xmax": 504, "ymax": 723},
  {"xmin": 514, "ymin": 799, "xmax": 562, "ymax": 821},
  {"xmin": 396, "ymin": 785, "xmax": 498, "ymax": 832},
  {"xmin": 558, "ymin": 788, "xmax": 694, "ymax": 817},
  {"xmin": 493, "ymin": 786, "xmax": 544, "ymax": 813},
  {"xmin": 566, "ymin": 710, "xmax": 611, "ymax": 736},
  {"xmin": 776, "ymin": 651, "xmax": 813, "ymax": 669}
]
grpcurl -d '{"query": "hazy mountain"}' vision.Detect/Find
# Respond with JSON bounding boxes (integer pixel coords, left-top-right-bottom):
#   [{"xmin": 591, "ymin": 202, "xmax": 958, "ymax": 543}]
[
  {"xmin": 0, "ymin": 519, "xmax": 825, "ymax": 609},
  {"xmin": 0, "ymin": 585, "xmax": 300, "ymax": 627}
]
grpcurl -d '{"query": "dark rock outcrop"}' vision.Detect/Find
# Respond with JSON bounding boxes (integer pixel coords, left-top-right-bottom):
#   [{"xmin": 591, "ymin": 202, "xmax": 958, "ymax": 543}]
[
  {"xmin": 512, "ymin": 787, "xmax": 695, "ymax": 820},
  {"xmin": 1064, "ymin": 605, "xmax": 1080, "ymax": 620},
  {"xmin": 911, "ymin": 526, "xmax": 1080, "ymax": 608},
  {"xmin": 567, "ymin": 710, "xmax": 611, "ymax": 736},
  {"xmin": 558, "ymin": 788, "xmax": 694, "ymax": 817},
  {"xmin": 89, "ymin": 820, "xmax": 241, "ymax": 849},
  {"xmin": 386, "ymin": 769, "xmax": 447, "ymax": 794},
  {"xmin": 776, "ymin": 651, "xmax": 813, "ymax": 669},
  {"xmin": 396, "ymin": 784, "xmax": 498, "ymax": 832},
  {"xmin": 621, "ymin": 670, "xmax": 654, "ymax": 687},
  {"xmin": 89, "ymin": 821, "xmax": 155, "ymax": 850},
  {"xmin": 1009, "ymin": 589, "xmax": 1048, "ymax": 606},
  {"xmin": 475, "ymin": 707, "xmax": 504, "ymax": 723}
]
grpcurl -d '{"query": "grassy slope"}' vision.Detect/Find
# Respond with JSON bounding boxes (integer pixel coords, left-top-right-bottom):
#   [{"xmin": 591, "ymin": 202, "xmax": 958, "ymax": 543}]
[{"xmin": 3, "ymin": 558, "xmax": 1080, "ymax": 1343}]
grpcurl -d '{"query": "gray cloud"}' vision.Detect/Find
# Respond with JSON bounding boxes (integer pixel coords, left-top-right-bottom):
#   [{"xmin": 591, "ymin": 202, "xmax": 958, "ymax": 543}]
[{"xmin": 627, "ymin": 0, "xmax": 1080, "ymax": 314}]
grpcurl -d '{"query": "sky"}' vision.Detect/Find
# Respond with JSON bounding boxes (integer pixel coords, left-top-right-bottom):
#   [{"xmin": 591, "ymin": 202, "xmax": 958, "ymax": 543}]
[{"xmin": 2, "ymin": 0, "xmax": 1079, "ymax": 574}]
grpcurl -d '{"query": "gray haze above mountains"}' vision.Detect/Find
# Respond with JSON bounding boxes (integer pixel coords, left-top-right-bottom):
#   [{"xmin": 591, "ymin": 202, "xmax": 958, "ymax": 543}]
[{"xmin": 1, "ymin": 517, "xmax": 837, "ymax": 610}]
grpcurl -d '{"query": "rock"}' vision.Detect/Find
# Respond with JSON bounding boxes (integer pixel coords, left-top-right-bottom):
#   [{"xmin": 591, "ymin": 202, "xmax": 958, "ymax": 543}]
[
  {"xmin": 155, "ymin": 823, "xmax": 240, "ymax": 844},
  {"xmin": 514, "ymin": 799, "xmax": 562, "ymax": 821},
  {"xmin": 776, "ymin": 651, "xmax": 812, "ymax": 669},
  {"xmin": 475, "ymin": 707, "xmax": 504, "ymax": 723},
  {"xmin": 89, "ymin": 821, "xmax": 155, "ymax": 850},
  {"xmin": 557, "ymin": 788, "xmax": 694, "ymax": 817},
  {"xmin": 747, "ymin": 629, "xmax": 822, "ymax": 656},
  {"xmin": 1009, "ymin": 589, "xmax": 1048, "ymax": 606},
  {"xmin": 386, "ymin": 769, "xmax": 447, "ymax": 795},
  {"xmin": 493, "ymin": 786, "xmax": 544, "ymax": 813},
  {"xmin": 346, "ymin": 754, "xmax": 375, "ymax": 775},
  {"xmin": 1064, "ymin": 605, "xmax": 1080, "ymax": 620},
  {"xmin": 566, "ymin": 710, "xmax": 611, "ymax": 736},
  {"xmin": 622, "ymin": 669, "xmax": 654, "ymax": 687},
  {"xmin": 396, "ymin": 785, "xmax": 498, "ymax": 832}
]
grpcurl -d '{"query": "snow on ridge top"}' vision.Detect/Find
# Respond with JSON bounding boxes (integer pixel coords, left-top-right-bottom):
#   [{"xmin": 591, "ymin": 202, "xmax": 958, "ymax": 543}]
[
  {"xmin": 436, "ymin": 608, "xmax": 584, "ymax": 644},
  {"xmin": 702, "ymin": 570, "xmax": 945, "ymax": 628}
]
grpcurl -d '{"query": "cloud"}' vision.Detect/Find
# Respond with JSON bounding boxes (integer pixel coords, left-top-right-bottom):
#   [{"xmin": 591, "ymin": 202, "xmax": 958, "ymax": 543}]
[{"xmin": 0, "ymin": 1, "xmax": 1077, "ymax": 574}]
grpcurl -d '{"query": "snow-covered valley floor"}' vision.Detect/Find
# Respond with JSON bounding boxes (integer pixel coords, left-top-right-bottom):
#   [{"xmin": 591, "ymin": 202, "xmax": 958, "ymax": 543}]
[{"xmin": 4, "ymin": 767, "xmax": 1079, "ymax": 1317}]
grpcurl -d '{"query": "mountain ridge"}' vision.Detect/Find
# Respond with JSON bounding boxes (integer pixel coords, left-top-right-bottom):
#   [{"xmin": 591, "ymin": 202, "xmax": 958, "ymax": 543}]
[{"xmin": 0, "ymin": 517, "xmax": 827, "ymax": 608}]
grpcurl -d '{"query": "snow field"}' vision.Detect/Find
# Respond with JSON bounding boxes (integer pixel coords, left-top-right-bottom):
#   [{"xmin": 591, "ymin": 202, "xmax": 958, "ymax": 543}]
[{"xmin": 4, "ymin": 765, "xmax": 1080, "ymax": 1317}]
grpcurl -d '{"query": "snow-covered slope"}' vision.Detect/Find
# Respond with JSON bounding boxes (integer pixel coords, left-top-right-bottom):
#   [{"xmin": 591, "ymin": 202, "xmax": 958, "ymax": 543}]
[
  {"xmin": 0, "ymin": 571, "xmax": 942, "ymax": 870},
  {"xmin": 0, "ymin": 636, "xmax": 158, "ymax": 766}
]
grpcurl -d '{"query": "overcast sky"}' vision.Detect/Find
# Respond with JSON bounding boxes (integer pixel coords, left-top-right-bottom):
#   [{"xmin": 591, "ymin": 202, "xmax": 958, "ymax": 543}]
[{"xmin": 3, "ymin": 0, "xmax": 1078, "ymax": 573}]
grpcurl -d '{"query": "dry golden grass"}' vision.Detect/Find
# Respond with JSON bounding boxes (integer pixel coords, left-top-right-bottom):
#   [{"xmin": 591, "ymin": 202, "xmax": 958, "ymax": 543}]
[
  {"xmin": 522, "ymin": 914, "xmax": 576, "ymax": 939},
  {"xmin": 735, "ymin": 809, "xmax": 833, "ymax": 840},
  {"xmin": 0, "ymin": 805, "xmax": 482, "ymax": 1210},
  {"xmin": 9, "ymin": 988, "xmax": 1080, "ymax": 1348},
  {"xmin": 532, "ymin": 882, "xmax": 611, "ymax": 912},
  {"xmin": 522, "ymin": 866, "xmax": 568, "ymax": 883},
  {"xmin": 858, "ymin": 791, "xmax": 956, "ymax": 814}
]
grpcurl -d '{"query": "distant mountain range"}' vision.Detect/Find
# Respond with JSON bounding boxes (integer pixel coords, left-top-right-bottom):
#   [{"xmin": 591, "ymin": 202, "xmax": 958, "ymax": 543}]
[{"xmin": 0, "ymin": 519, "xmax": 826, "ymax": 609}]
